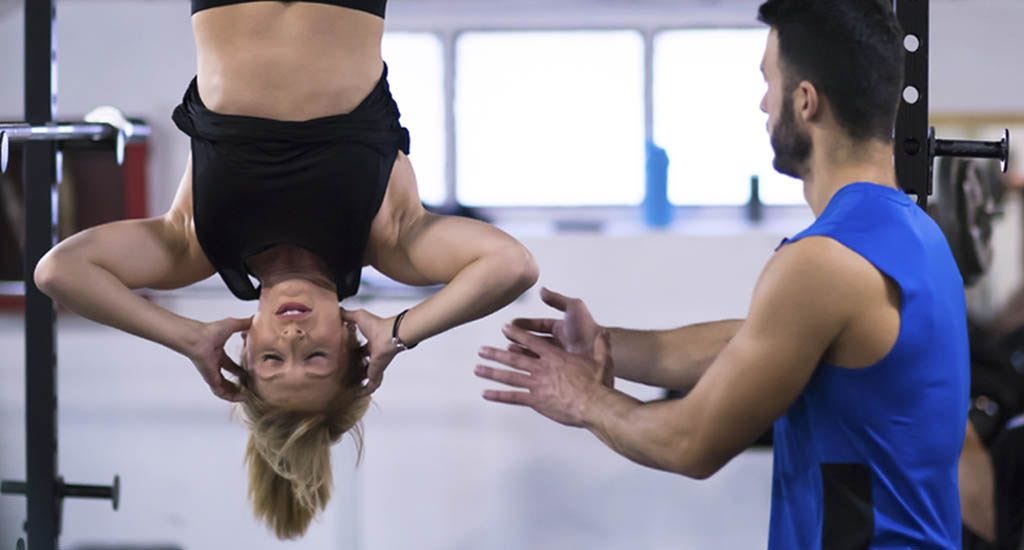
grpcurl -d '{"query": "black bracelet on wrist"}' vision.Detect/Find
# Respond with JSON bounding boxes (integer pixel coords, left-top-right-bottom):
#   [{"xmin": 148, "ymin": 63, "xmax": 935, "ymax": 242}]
[{"xmin": 391, "ymin": 309, "xmax": 417, "ymax": 351}]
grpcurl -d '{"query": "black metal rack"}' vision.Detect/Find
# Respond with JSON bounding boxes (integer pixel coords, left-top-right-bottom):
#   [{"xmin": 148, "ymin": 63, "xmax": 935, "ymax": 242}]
[
  {"xmin": 893, "ymin": 0, "xmax": 1010, "ymax": 207},
  {"xmin": 0, "ymin": 2, "xmax": 147, "ymax": 549}
]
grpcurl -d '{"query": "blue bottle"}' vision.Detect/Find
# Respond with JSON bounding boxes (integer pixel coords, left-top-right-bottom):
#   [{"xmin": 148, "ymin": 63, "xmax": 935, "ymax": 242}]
[{"xmin": 643, "ymin": 140, "xmax": 672, "ymax": 228}]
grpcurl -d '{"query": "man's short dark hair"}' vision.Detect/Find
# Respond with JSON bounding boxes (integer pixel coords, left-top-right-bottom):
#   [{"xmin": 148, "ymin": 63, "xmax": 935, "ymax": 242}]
[{"xmin": 757, "ymin": 0, "xmax": 905, "ymax": 142}]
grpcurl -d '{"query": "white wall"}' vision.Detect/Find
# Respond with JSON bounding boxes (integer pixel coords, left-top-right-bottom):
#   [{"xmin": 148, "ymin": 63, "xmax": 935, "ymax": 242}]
[{"xmin": 1, "ymin": 1, "xmax": 1022, "ymax": 548}]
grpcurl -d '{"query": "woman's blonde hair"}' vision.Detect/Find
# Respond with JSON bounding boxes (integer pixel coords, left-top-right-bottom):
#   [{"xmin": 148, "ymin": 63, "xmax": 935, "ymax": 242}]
[{"xmin": 237, "ymin": 350, "xmax": 369, "ymax": 539}]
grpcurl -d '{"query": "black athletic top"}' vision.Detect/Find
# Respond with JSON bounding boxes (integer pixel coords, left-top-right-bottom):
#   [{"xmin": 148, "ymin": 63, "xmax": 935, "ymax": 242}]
[
  {"xmin": 191, "ymin": 0, "xmax": 386, "ymax": 18},
  {"xmin": 171, "ymin": 67, "xmax": 410, "ymax": 300}
]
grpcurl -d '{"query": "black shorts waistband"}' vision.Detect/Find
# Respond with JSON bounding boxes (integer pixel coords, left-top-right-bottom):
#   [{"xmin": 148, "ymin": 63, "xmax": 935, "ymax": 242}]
[{"xmin": 172, "ymin": 63, "xmax": 410, "ymax": 155}]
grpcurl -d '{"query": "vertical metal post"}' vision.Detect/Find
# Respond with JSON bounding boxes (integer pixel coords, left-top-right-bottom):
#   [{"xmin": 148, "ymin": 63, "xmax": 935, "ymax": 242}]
[
  {"xmin": 893, "ymin": 0, "xmax": 930, "ymax": 207},
  {"xmin": 442, "ymin": 30, "xmax": 457, "ymax": 209},
  {"xmin": 643, "ymin": 29, "xmax": 654, "ymax": 144},
  {"xmin": 23, "ymin": 0, "xmax": 60, "ymax": 549}
]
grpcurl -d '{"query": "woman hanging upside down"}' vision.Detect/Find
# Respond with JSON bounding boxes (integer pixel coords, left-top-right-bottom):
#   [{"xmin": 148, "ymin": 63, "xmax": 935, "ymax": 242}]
[{"xmin": 34, "ymin": 0, "xmax": 538, "ymax": 538}]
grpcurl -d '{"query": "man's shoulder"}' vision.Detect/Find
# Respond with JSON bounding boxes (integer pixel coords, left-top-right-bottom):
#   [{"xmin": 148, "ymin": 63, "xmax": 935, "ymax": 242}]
[
  {"xmin": 769, "ymin": 236, "xmax": 875, "ymax": 283},
  {"xmin": 759, "ymin": 236, "xmax": 886, "ymax": 320}
]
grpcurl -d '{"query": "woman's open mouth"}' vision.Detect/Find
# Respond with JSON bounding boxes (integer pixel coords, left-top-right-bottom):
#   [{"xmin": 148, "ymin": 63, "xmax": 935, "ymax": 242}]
[{"xmin": 276, "ymin": 302, "xmax": 312, "ymax": 320}]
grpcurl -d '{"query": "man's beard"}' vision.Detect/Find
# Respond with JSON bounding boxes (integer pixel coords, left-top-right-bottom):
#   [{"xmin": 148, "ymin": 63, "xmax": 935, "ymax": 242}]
[{"xmin": 770, "ymin": 99, "xmax": 812, "ymax": 179}]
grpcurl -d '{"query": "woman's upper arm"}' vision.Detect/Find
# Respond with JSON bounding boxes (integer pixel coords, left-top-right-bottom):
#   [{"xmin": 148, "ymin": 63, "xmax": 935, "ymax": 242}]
[
  {"xmin": 365, "ymin": 154, "xmax": 534, "ymax": 286},
  {"xmin": 40, "ymin": 153, "xmax": 214, "ymax": 290}
]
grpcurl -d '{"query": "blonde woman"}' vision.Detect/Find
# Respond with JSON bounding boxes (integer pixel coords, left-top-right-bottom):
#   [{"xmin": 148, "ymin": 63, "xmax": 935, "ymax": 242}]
[{"xmin": 34, "ymin": 0, "xmax": 538, "ymax": 539}]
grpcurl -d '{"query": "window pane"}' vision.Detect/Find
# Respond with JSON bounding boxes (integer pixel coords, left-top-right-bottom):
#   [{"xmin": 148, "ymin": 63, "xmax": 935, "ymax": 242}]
[
  {"xmin": 654, "ymin": 29, "xmax": 804, "ymax": 206},
  {"xmin": 456, "ymin": 31, "xmax": 645, "ymax": 206},
  {"xmin": 383, "ymin": 32, "xmax": 446, "ymax": 205}
]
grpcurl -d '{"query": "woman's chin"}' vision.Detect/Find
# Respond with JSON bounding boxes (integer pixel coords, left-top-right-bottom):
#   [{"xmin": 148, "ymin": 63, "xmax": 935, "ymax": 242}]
[{"xmin": 263, "ymin": 275, "xmax": 335, "ymax": 297}]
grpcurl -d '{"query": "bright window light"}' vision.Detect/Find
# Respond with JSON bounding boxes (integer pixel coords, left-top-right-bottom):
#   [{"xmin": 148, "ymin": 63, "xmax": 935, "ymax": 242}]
[
  {"xmin": 383, "ymin": 32, "xmax": 447, "ymax": 205},
  {"xmin": 456, "ymin": 31, "xmax": 645, "ymax": 206},
  {"xmin": 654, "ymin": 29, "xmax": 804, "ymax": 206}
]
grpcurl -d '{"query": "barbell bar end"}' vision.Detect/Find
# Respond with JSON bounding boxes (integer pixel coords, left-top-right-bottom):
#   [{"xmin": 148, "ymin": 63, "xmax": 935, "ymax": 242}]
[
  {"xmin": 1, "ymin": 130, "xmax": 8, "ymax": 174},
  {"xmin": 112, "ymin": 475, "xmax": 120, "ymax": 511},
  {"xmin": 115, "ymin": 129, "xmax": 126, "ymax": 167},
  {"xmin": 0, "ymin": 480, "xmax": 26, "ymax": 495},
  {"xmin": 1001, "ymin": 128, "xmax": 1010, "ymax": 173}
]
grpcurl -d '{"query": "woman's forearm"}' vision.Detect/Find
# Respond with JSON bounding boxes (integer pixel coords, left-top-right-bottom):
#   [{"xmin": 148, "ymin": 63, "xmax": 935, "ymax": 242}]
[
  {"xmin": 608, "ymin": 319, "xmax": 743, "ymax": 390},
  {"xmin": 395, "ymin": 245, "xmax": 538, "ymax": 346},
  {"xmin": 35, "ymin": 255, "xmax": 201, "ymax": 356}
]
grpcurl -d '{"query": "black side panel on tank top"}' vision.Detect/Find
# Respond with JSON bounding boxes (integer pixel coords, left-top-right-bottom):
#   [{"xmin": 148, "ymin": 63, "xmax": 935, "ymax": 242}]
[
  {"xmin": 171, "ymin": 65, "xmax": 410, "ymax": 300},
  {"xmin": 820, "ymin": 463, "xmax": 874, "ymax": 550},
  {"xmin": 191, "ymin": 0, "xmax": 387, "ymax": 18}
]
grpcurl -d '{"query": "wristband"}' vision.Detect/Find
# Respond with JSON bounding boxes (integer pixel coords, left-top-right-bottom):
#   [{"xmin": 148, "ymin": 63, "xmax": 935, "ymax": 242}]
[{"xmin": 391, "ymin": 309, "xmax": 417, "ymax": 351}]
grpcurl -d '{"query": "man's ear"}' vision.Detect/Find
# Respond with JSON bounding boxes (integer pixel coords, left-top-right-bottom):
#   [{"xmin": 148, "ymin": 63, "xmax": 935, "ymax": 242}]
[{"xmin": 796, "ymin": 80, "xmax": 820, "ymax": 122}]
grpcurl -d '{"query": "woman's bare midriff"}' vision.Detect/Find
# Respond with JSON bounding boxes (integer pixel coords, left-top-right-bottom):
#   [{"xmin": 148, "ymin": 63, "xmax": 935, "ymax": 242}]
[{"xmin": 191, "ymin": 2, "xmax": 385, "ymax": 121}]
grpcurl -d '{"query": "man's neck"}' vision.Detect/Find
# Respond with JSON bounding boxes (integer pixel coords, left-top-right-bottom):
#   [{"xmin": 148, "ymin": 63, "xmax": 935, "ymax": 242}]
[{"xmin": 802, "ymin": 138, "xmax": 900, "ymax": 216}]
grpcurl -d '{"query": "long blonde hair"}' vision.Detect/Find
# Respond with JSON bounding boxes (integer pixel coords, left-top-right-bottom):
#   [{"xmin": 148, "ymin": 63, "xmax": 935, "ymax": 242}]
[{"xmin": 238, "ymin": 351, "xmax": 369, "ymax": 539}]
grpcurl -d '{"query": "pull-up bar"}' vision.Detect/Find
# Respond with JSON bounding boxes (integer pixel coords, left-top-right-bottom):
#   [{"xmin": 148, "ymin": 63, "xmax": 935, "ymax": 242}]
[{"xmin": 0, "ymin": 116, "xmax": 151, "ymax": 172}]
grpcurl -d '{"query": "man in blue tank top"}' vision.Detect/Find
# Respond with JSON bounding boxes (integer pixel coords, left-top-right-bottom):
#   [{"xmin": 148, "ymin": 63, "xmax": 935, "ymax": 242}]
[{"xmin": 474, "ymin": 1, "xmax": 970, "ymax": 547}]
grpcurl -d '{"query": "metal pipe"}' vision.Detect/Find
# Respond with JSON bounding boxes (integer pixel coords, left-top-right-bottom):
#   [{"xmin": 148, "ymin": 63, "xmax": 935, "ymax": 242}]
[
  {"xmin": 0, "ymin": 122, "xmax": 150, "ymax": 142},
  {"xmin": 0, "ymin": 121, "xmax": 150, "ymax": 172},
  {"xmin": 23, "ymin": 1, "xmax": 60, "ymax": 549},
  {"xmin": 934, "ymin": 139, "xmax": 1005, "ymax": 159},
  {"xmin": 4, "ymin": 475, "xmax": 120, "ymax": 519},
  {"xmin": 61, "ymin": 477, "xmax": 120, "ymax": 511}
]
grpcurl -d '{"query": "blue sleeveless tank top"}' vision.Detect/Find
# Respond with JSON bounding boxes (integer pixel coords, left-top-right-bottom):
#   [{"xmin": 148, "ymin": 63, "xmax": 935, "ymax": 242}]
[{"xmin": 769, "ymin": 182, "xmax": 969, "ymax": 549}]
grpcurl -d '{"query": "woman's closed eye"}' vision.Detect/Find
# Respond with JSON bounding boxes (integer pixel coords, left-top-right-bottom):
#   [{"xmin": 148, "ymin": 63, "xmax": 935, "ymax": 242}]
[{"xmin": 260, "ymin": 351, "xmax": 327, "ymax": 363}]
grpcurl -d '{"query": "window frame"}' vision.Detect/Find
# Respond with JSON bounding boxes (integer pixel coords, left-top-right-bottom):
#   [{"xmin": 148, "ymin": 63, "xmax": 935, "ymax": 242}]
[{"xmin": 381, "ymin": 23, "xmax": 812, "ymax": 230}]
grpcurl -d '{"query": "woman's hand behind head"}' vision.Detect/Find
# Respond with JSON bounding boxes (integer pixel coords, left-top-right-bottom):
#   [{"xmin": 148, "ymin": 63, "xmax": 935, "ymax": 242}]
[
  {"xmin": 186, "ymin": 316, "xmax": 251, "ymax": 402},
  {"xmin": 340, "ymin": 307, "xmax": 401, "ymax": 395}
]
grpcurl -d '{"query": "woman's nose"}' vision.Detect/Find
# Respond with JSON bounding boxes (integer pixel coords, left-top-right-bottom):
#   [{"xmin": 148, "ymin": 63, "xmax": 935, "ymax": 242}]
[{"xmin": 282, "ymin": 326, "xmax": 306, "ymax": 338}]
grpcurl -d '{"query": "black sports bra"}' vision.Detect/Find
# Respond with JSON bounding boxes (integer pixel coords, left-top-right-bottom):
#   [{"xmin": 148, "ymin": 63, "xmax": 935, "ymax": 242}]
[
  {"xmin": 171, "ymin": 67, "xmax": 410, "ymax": 301},
  {"xmin": 191, "ymin": 0, "xmax": 386, "ymax": 18}
]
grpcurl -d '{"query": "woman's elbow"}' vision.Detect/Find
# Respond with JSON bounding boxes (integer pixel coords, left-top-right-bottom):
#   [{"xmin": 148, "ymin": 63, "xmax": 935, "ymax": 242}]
[
  {"xmin": 519, "ymin": 249, "xmax": 540, "ymax": 291},
  {"xmin": 33, "ymin": 249, "xmax": 71, "ymax": 298},
  {"xmin": 496, "ymin": 244, "xmax": 539, "ymax": 294}
]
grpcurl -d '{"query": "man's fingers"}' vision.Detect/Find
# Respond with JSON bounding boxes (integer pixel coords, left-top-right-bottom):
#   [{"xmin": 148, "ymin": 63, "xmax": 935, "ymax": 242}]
[
  {"xmin": 479, "ymin": 346, "xmax": 540, "ymax": 372},
  {"xmin": 482, "ymin": 389, "xmax": 532, "ymax": 406},
  {"xmin": 474, "ymin": 365, "xmax": 535, "ymax": 389},
  {"xmin": 509, "ymin": 338, "xmax": 560, "ymax": 356},
  {"xmin": 540, "ymin": 287, "xmax": 575, "ymax": 312},
  {"xmin": 507, "ymin": 343, "xmax": 540, "ymax": 359},
  {"xmin": 501, "ymin": 324, "xmax": 560, "ymax": 356},
  {"xmin": 594, "ymin": 330, "xmax": 611, "ymax": 363},
  {"xmin": 511, "ymin": 318, "xmax": 558, "ymax": 335}
]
